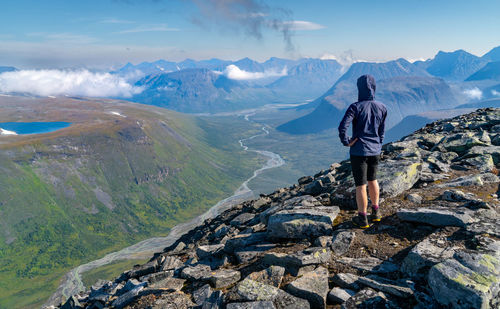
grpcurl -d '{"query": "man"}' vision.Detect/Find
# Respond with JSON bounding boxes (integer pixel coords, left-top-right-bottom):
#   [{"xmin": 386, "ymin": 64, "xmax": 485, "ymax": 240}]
[{"xmin": 338, "ymin": 74, "xmax": 387, "ymax": 228}]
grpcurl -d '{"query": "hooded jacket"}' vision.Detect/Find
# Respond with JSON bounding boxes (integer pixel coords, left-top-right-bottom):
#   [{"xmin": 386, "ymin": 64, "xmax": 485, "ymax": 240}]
[{"xmin": 338, "ymin": 74, "xmax": 387, "ymax": 156}]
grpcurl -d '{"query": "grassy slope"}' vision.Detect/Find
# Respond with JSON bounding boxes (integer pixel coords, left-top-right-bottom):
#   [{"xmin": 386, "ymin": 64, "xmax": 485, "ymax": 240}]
[{"xmin": 0, "ymin": 97, "xmax": 263, "ymax": 308}]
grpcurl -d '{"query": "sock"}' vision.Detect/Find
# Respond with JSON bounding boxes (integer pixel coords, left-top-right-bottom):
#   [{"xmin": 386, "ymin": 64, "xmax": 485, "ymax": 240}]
[
  {"xmin": 372, "ymin": 204, "xmax": 379, "ymax": 210},
  {"xmin": 358, "ymin": 211, "xmax": 367, "ymax": 217}
]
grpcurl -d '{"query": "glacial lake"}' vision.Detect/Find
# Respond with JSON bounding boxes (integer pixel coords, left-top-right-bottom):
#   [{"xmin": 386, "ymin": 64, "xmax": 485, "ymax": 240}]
[{"xmin": 0, "ymin": 122, "xmax": 71, "ymax": 135}]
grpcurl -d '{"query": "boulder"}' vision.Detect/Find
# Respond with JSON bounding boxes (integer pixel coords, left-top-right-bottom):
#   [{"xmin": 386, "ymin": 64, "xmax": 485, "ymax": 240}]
[
  {"xmin": 286, "ymin": 267, "xmax": 329, "ymax": 309},
  {"xmin": 193, "ymin": 284, "xmax": 212, "ymax": 305},
  {"xmin": 328, "ymin": 287, "xmax": 356, "ymax": 304},
  {"xmin": 61, "ymin": 296, "xmax": 81, "ymax": 309},
  {"xmin": 197, "ymin": 244, "xmax": 225, "ymax": 259},
  {"xmin": 330, "ymin": 230, "xmax": 355, "ymax": 256},
  {"xmin": 246, "ymin": 266, "xmax": 285, "ymax": 287},
  {"xmin": 160, "ymin": 255, "xmax": 183, "ymax": 271},
  {"xmin": 224, "ymin": 233, "xmax": 268, "ymax": 253},
  {"xmin": 397, "ymin": 207, "xmax": 475, "ymax": 227},
  {"xmin": 200, "ymin": 290, "xmax": 224, "ymax": 309},
  {"xmin": 230, "ymin": 213, "xmax": 256, "ymax": 227},
  {"xmin": 331, "ymin": 273, "xmax": 361, "ymax": 290},
  {"xmin": 463, "ymin": 154, "xmax": 495, "ymax": 172},
  {"xmin": 439, "ymin": 172, "xmax": 499, "ymax": 187},
  {"xmin": 438, "ymin": 132, "xmax": 490, "ymax": 153},
  {"xmin": 341, "ymin": 288, "xmax": 390, "ymax": 309},
  {"xmin": 111, "ymin": 285, "xmax": 144, "ymax": 309},
  {"xmin": 377, "ymin": 160, "xmax": 421, "ymax": 197},
  {"xmin": 234, "ymin": 243, "xmax": 276, "ymax": 264},
  {"xmin": 263, "ymin": 247, "xmax": 331, "ymax": 274},
  {"xmin": 206, "ymin": 269, "xmax": 241, "ymax": 289},
  {"xmin": 180, "ymin": 264, "xmax": 212, "ymax": 281},
  {"xmin": 406, "ymin": 193, "xmax": 422, "ymax": 204},
  {"xmin": 401, "ymin": 233, "xmax": 456, "ymax": 277},
  {"xmin": 267, "ymin": 206, "xmax": 340, "ymax": 239},
  {"xmin": 428, "ymin": 251, "xmax": 500, "ymax": 309},
  {"xmin": 147, "ymin": 277, "xmax": 185, "ymax": 291}
]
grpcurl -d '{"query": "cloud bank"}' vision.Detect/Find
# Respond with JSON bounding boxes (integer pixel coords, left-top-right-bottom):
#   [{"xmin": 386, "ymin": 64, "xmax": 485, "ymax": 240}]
[
  {"xmin": 463, "ymin": 87, "xmax": 483, "ymax": 100},
  {"xmin": 0, "ymin": 70, "xmax": 143, "ymax": 97},
  {"xmin": 223, "ymin": 64, "xmax": 287, "ymax": 80}
]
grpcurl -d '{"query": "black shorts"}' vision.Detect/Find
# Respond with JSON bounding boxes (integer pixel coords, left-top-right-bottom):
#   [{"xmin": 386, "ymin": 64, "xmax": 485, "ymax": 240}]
[{"xmin": 350, "ymin": 155, "xmax": 380, "ymax": 187}]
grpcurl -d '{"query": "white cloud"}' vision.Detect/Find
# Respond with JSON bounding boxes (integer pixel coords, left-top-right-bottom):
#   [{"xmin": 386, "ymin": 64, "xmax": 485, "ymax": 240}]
[
  {"xmin": 0, "ymin": 70, "xmax": 143, "ymax": 97},
  {"xmin": 281, "ymin": 20, "xmax": 326, "ymax": 31},
  {"xmin": 463, "ymin": 87, "xmax": 483, "ymax": 100},
  {"xmin": 223, "ymin": 64, "xmax": 287, "ymax": 80},
  {"xmin": 492, "ymin": 90, "xmax": 500, "ymax": 97}
]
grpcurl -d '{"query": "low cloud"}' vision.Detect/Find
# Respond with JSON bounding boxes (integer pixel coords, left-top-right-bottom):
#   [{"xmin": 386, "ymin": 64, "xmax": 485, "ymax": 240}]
[
  {"xmin": 280, "ymin": 20, "xmax": 325, "ymax": 31},
  {"xmin": 223, "ymin": 64, "xmax": 287, "ymax": 80},
  {"xmin": 320, "ymin": 50, "xmax": 359, "ymax": 71},
  {"xmin": 116, "ymin": 24, "xmax": 180, "ymax": 34},
  {"xmin": 492, "ymin": 90, "xmax": 500, "ymax": 97},
  {"xmin": 0, "ymin": 70, "xmax": 143, "ymax": 97},
  {"xmin": 463, "ymin": 87, "xmax": 483, "ymax": 100}
]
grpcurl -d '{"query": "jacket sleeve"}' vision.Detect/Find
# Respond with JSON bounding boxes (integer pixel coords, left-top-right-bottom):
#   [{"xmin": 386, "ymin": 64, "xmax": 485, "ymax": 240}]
[
  {"xmin": 338, "ymin": 104, "xmax": 356, "ymax": 146},
  {"xmin": 378, "ymin": 108, "xmax": 387, "ymax": 144}
]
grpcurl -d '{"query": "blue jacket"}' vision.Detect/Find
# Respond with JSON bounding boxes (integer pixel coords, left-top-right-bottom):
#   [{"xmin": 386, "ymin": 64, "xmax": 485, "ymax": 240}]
[{"xmin": 338, "ymin": 74, "xmax": 387, "ymax": 156}]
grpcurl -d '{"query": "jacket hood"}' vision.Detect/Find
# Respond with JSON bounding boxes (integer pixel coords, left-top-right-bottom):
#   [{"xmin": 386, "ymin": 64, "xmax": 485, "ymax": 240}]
[{"xmin": 357, "ymin": 74, "xmax": 376, "ymax": 101}]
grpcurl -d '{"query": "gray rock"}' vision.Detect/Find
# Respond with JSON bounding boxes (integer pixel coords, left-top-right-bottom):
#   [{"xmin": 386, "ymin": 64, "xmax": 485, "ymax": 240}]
[
  {"xmin": 337, "ymin": 257, "xmax": 398, "ymax": 274},
  {"xmin": 234, "ymin": 243, "xmax": 276, "ymax": 264},
  {"xmin": 144, "ymin": 270, "xmax": 175, "ymax": 283},
  {"xmin": 467, "ymin": 210, "xmax": 500, "ymax": 237},
  {"xmin": 463, "ymin": 154, "xmax": 495, "ymax": 172},
  {"xmin": 224, "ymin": 233, "xmax": 268, "ymax": 253},
  {"xmin": 357, "ymin": 275, "xmax": 413, "ymax": 298},
  {"xmin": 61, "ymin": 295, "xmax": 81, "ymax": 309},
  {"xmin": 401, "ymin": 233, "xmax": 456, "ymax": 277},
  {"xmin": 328, "ymin": 287, "xmax": 356, "ymax": 304},
  {"xmin": 466, "ymin": 145, "xmax": 500, "ymax": 163},
  {"xmin": 331, "ymin": 230, "xmax": 355, "ymax": 256},
  {"xmin": 246, "ymin": 266, "xmax": 285, "ymax": 287},
  {"xmin": 304, "ymin": 179, "xmax": 325, "ymax": 195},
  {"xmin": 232, "ymin": 279, "xmax": 310, "ymax": 309},
  {"xmin": 263, "ymin": 247, "xmax": 331, "ymax": 275},
  {"xmin": 193, "ymin": 284, "xmax": 212, "ymax": 305},
  {"xmin": 377, "ymin": 160, "xmax": 421, "ymax": 197},
  {"xmin": 160, "ymin": 255, "xmax": 183, "ymax": 271},
  {"xmin": 439, "ymin": 172, "xmax": 499, "ymax": 187},
  {"xmin": 406, "ymin": 193, "xmax": 422, "ymax": 204},
  {"xmin": 201, "ymin": 290, "xmax": 224, "ymax": 309},
  {"xmin": 207, "ymin": 269, "xmax": 241, "ymax": 289},
  {"xmin": 267, "ymin": 206, "xmax": 340, "ymax": 239},
  {"xmin": 341, "ymin": 288, "xmax": 389, "ymax": 309},
  {"xmin": 111, "ymin": 285, "xmax": 144, "ymax": 309},
  {"xmin": 197, "ymin": 244, "xmax": 225, "ymax": 259},
  {"xmin": 314, "ymin": 236, "xmax": 333, "ymax": 247},
  {"xmin": 298, "ymin": 176, "xmax": 313, "ymax": 185},
  {"xmin": 438, "ymin": 132, "xmax": 490, "ymax": 153},
  {"xmin": 231, "ymin": 213, "xmax": 256, "ymax": 227},
  {"xmin": 226, "ymin": 302, "xmax": 275, "ymax": 309},
  {"xmin": 442, "ymin": 189, "xmax": 475, "ymax": 202},
  {"xmin": 180, "ymin": 264, "xmax": 211, "ymax": 281},
  {"xmin": 397, "ymin": 207, "xmax": 475, "ymax": 227},
  {"xmin": 286, "ymin": 267, "xmax": 329, "ymax": 309},
  {"xmin": 152, "ymin": 291, "xmax": 195, "ymax": 309},
  {"xmin": 253, "ymin": 197, "xmax": 271, "ymax": 209},
  {"xmin": 172, "ymin": 241, "xmax": 186, "ymax": 253},
  {"xmin": 428, "ymin": 251, "xmax": 500, "ymax": 309},
  {"xmin": 147, "ymin": 277, "xmax": 185, "ymax": 291},
  {"xmin": 331, "ymin": 273, "xmax": 361, "ymax": 290},
  {"xmin": 127, "ymin": 260, "xmax": 158, "ymax": 278}
]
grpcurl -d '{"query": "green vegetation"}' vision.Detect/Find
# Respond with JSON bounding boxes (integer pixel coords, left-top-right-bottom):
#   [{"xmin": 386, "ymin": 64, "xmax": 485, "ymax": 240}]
[
  {"xmin": 0, "ymin": 102, "xmax": 264, "ymax": 308},
  {"xmin": 81, "ymin": 259, "xmax": 149, "ymax": 288}
]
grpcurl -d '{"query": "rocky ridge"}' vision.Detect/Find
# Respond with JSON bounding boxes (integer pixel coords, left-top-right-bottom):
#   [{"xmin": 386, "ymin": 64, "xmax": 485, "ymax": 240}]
[{"xmin": 55, "ymin": 108, "xmax": 500, "ymax": 309}]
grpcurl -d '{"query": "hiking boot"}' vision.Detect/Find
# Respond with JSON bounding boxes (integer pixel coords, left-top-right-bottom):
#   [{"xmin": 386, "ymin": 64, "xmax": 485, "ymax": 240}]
[
  {"xmin": 352, "ymin": 214, "xmax": 370, "ymax": 229},
  {"xmin": 371, "ymin": 207, "xmax": 381, "ymax": 222}
]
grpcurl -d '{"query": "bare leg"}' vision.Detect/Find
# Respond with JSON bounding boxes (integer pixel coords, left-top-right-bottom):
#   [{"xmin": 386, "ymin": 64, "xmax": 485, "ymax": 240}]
[
  {"xmin": 355, "ymin": 185, "xmax": 368, "ymax": 214},
  {"xmin": 367, "ymin": 180, "xmax": 380, "ymax": 207}
]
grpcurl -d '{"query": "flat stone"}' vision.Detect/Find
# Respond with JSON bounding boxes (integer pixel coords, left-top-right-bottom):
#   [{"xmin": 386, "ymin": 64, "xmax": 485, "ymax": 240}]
[
  {"xmin": 127, "ymin": 260, "xmax": 158, "ymax": 278},
  {"xmin": 438, "ymin": 132, "xmax": 490, "ymax": 153},
  {"xmin": 267, "ymin": 206, "xmax": 340, "ymax": 239},
  {"xmin": 193, "ymin": 284, "xmax": 212, "ymax": 306},
  {"xmin": 111, "ymin": 285, "xmax": 144, "ymax": 309},
  {"xmin": 466, "ymin": 210, "xmax": 500, "ymax": 237},
  {"xmin": 286, "ymin": 267, "xmax": 329, "ymax": 309},
  {"xmin": 377, "ymin": 160, "xmax": 421, "ymax": 197},
  {"xmin": 234, "ymin": 243, "xmax": 276, "ymax": 264},
  {"xmin": 397, "ymin": 207, "xmax": 475, "ymax": 227},
  {"xmin": 357, "ymin": 275, "xmax": 413, "ymax": 298},
  {"xmin": 406, "ymin": 193, "xmax": 422, "ymax": 204},
  {"xmin": 341, "ymin": 288, "xmax": 389, "ymax": 309},
  {"xmin": 438, "ymin": 172, "xmax": 499, "ymax": 187},
  {"xmin": 252, "ymin": 197, "xmax": 271, "ymax": 210},
  {"xmin": 224, "ymin": 233, "xmax": 268, "ymax": 253},
  {"xmin": 401, "ymin": 233, "xmax": 456, "ymax": 277},
  {"xmin": 463, "ymin": 154, "xmax": 495, "ymax": 172},
  {"xmin": 337, "ymin": 257, "xmax": 398, "ymax": 274},
  {"xmin": 330, "ymin": 230, "xmax": 355, "ymax": 256},
  {"xmin": 263, "ymin": 247, "xmax": 331, "ymax": 275},
  {"xmin": 328, "ymin": 287, "xmax": 356, "ymax": 304},
  {"xmin": 231, "ymin": 213, "xmax": 256, "ymax": 227},
  {"xmin": 428, "ymin": 250, "xmax": 500, "ymax": 309},
  {"xmin": 226, "ymin": 302, "xmax": 275, "ymax": 309},
  {"xmin": 180, "ymin": 264, "xmax": 212, "ymax": 281},
  {"xmin": 331, "ymin": 273, "xmax": 361, "ymax": 290},
  {"xmin": 442, "ymin": 189, "xmax": 475, "ymax": 202},
  {"xmin": 466, "ymin": 145, "xmax": 500, "ymax": 163},
  {"xmin": 147, "ymin": 277, "xmax": 185, "ymax": 291},
  {"xmin": 141, "ymin": 270, "xmax": 174, "ymax": 283},
  {"xmin": 197, "ymin": 244, "xmax": 225, "ymax": 259},
  {"xmin": 232, "ymin": 279, "xmax": 310, "ymax": 309},
  {"xmin": 206, "ymin": 269, "xmax": 241, "ymax": 289},
  {"xmin": 246, "ymin": 266, "xmax": 285, "ymax": 287}
]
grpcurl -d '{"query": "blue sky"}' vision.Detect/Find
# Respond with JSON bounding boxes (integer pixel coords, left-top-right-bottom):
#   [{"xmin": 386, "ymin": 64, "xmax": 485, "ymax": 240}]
[{"xmin": 1, "ymin": 0, "xmax": 499, "ymax": 69}]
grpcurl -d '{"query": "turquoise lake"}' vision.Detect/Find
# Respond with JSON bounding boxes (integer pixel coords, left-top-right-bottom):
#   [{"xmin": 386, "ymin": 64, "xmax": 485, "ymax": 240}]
[{"xmin": 0, "ymin": 122, "xmax": 71, "ymax": 135}]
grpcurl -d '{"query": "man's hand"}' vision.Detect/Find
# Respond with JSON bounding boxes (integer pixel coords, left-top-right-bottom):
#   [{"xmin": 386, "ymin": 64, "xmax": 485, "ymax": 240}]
[{"xmin": 348, "ymin": 138, "xmax": 358, "ymax": 147}]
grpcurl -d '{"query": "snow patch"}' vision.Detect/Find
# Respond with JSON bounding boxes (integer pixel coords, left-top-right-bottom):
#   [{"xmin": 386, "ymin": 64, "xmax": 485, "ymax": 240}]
[{"xmin": 0, "ymin": 128, "xmax": 17, "ymax": 135}]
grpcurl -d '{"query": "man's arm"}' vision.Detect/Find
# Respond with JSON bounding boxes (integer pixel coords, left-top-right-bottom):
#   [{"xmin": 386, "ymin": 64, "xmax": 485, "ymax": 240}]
[
  {"xmin": 338, "ymin": 104, "xmax": 356, "ymax": 146},
  {"xmin": 378, "ymin": 108, "xmax": 387, "ymax": 144}
]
